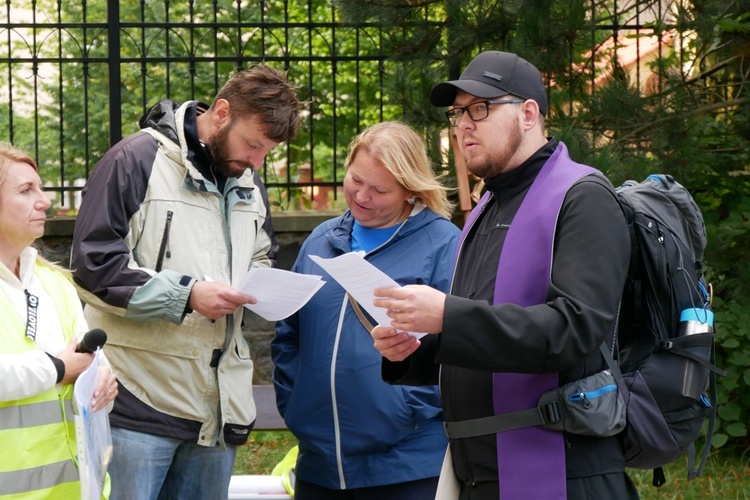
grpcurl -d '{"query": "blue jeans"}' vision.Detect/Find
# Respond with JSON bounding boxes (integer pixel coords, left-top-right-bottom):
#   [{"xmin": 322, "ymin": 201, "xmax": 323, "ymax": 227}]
[{"xmin": 108, "ymin": 427, "xmax": 237, "ymax": 500}]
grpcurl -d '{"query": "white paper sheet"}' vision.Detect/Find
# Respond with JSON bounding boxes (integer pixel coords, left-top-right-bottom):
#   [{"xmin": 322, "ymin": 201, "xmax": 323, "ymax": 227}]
[
  {"xmin": 309, "ymin": 253, "xmax": 425, "ymax": 339},
  {"xmin": 236, "ymin": 267, "xmax": 325, "ymax": 321},
  {"xmin": 73, "ymin": 350, "xmax": 112, "ymax": 500}
]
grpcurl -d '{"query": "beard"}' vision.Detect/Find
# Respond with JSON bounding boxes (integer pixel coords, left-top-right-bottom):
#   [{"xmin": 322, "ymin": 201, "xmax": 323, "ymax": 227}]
[
  {"xmin": 464, "ymin": 120, "xmax": 523, "ymax": 179},
  {"xmin": 207, "ymin": 123, "xmax": 251, "ymax": 179}
]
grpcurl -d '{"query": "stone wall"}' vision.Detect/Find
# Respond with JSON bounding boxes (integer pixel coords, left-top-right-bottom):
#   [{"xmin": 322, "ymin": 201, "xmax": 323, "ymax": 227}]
[{"xmin": 39, "ymin": 211, "xmax": 342, "ymax": 384}]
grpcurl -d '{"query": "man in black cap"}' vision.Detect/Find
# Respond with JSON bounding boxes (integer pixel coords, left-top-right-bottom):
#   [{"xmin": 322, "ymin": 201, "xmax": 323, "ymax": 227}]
[{"xmin": 369, "ymin": 51, "xmax": 640, "ymax": 499}]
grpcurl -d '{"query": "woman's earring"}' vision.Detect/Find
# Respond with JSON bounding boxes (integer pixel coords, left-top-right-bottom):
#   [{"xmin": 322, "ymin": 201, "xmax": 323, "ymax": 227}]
[{"xmin": 407, "ymin": 196, "xmax": 416, "ymax": 205}]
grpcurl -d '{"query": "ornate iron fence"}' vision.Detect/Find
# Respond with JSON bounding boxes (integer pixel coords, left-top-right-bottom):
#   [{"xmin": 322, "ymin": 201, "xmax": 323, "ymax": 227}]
[{"xmin": 0, "ymin": 0, "xmax": 677, "ymax": 211}]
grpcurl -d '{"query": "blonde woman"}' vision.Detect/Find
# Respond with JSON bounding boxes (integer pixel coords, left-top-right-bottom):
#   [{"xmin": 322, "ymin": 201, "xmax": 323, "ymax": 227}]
[
  {"xmin": 273, "ymin": 122, "xmax": 460, "ymax": 499},
  {"xmin": 0, "ymin": 145, "xmax": 117, "ymax": 498}
]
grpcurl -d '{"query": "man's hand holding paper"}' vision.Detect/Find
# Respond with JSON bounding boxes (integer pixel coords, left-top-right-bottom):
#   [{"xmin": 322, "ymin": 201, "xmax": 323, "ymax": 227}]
[
  {"xmin": 190, "ymin": 280, "xmax": 257, "ymax": 320},
  {"xmin": 372, "ymin": 284, "xmax": 446, "ymax": 334},
  {"xmin": 369, "ymin": 284, "xmax": 447, "ymax": 362}
]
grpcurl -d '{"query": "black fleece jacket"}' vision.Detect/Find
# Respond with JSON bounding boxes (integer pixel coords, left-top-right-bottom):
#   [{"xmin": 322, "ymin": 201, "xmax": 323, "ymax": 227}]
[{"xmin": 382, "ymin": 139, "xmax": 631, "ymax": 491}]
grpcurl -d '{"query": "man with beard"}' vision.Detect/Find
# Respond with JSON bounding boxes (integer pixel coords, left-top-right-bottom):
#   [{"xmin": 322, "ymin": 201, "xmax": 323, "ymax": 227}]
[
  {"xmin": 70, "ymin": 65, "xmax": 301, "ymax": 499},
  {"xmin": 369, "ymin": 51, "xmax": 640, "ymax": 499}
]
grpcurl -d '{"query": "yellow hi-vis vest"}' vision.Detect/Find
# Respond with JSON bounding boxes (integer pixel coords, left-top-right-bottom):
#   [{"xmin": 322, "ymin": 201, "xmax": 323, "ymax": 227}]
[{"xmin": 0, "ymin": 263, "xmax": 81, "ymax": 499}]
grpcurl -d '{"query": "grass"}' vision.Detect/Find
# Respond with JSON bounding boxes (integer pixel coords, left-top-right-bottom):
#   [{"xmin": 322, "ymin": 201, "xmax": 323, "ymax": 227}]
[
  {"xmin": 233, "ymin": 431, "xmax": 298, "ymax": 476},
  {"xmin": 235, "ymin": 433, "xmax": 750, "ymax": 499},
  {"xmin": 629, "ymin": 447, "xmax": 750, "ymax": 499}
]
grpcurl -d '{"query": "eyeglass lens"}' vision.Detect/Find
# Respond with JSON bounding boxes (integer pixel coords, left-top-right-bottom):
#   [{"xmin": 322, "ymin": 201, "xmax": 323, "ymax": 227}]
[
  {"xmin": 446, "ymin": 102, "xmax": 489, "ymax": 127},
  {"xmin": 445, "ymin": 100, "xmax": 524, "ymax": 127}
]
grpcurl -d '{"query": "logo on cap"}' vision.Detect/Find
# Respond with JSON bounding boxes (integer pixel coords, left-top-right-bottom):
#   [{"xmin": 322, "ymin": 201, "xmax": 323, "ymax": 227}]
[{"xmin": 483, "ymin": 71, "xmax": 503, "ymax": 83}]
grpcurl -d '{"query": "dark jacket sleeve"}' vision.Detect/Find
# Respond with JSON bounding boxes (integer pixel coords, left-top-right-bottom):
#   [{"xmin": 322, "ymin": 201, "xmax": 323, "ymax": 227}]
[
  {"xmin": 71, "ymin": 133, "xmax": 159, "ymax": 311},
  {"xmin": 437, "ymin": 177, "xmax": 630, "ymax": 378},
  {"xmin": 381, "ymin": 334, "xmax": 441, "ymax": 386}
]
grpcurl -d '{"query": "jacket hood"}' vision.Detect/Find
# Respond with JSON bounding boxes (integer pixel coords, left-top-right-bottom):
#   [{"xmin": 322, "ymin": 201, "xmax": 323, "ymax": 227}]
[
  {"xmin": 138, "ymin": 99, "xmax": 247, "ymax": 192},
  {"xmin": 139, "ymin": 99, "xmax": 182, "ymax": 145},
  {"xmin": 325, "ymin": 204, "xmax": 446, "ymax": 254}
]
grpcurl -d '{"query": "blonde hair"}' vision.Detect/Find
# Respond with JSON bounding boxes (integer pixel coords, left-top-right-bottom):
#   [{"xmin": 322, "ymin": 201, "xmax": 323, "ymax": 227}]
[
  {"xmin": 344, "ymin": 122, "xmax": 455, "ymax": 219},
  {"xmin": 0, "ymin": 144, "xmax": 66, "ymax": 273},
  {"xmin": 0, "ymin": 144, "xmax": 38, "ymax": 189}
]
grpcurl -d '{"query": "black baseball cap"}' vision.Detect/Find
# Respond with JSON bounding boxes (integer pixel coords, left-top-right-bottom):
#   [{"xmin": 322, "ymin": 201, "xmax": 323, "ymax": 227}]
[{"xmin": 430, "ymin": 51, "xmax": 548, "ymax": 116}]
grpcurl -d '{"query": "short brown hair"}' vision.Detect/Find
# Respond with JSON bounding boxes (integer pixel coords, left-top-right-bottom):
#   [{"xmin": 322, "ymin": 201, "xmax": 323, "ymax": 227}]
[{"xmin": 213, "ymin": 65, "xmax": 301, "ymax": 143}]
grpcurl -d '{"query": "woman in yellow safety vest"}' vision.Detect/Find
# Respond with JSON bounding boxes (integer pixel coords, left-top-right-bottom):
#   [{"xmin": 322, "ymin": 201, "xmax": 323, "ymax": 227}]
[{"xmin": 0, "ymin": 145, "xmax": 118, "ymax": 498}]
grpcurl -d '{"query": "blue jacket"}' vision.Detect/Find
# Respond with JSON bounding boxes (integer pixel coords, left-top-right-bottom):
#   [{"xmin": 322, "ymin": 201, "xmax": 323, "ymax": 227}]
[{"xmin": 273, "ymin": 206, "xmax": 459, "ymax": 489}]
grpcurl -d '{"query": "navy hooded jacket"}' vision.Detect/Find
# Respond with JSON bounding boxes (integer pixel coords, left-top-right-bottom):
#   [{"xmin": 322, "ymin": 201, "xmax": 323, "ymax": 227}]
[{"xmin": 273, "ymin": 206, "xmax": 459, "ymax": 489}]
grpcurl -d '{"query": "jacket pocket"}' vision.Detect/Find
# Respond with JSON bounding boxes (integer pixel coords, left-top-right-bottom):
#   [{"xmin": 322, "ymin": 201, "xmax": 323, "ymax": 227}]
[{"xmin": 154, "ymin": 210, "xmax": 174, "ymax": 272}]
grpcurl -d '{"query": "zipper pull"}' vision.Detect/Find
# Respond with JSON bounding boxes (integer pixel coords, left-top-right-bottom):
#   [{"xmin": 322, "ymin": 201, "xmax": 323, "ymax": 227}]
[{"xmin": 570, "ymin": 392, "xmax": 592, "ymax": 408}]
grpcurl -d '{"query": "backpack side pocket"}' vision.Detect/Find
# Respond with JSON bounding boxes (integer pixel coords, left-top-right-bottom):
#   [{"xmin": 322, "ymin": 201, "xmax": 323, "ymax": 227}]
[{"xmin": 620, "ymin": 370, "xmax": 681, "ymax": 469}]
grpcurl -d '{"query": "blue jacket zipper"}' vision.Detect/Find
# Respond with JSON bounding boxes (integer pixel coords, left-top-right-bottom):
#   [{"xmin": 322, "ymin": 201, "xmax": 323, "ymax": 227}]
[{"xmin": 569, "ymin": 384, "xmax": 617, "ymax": 408}]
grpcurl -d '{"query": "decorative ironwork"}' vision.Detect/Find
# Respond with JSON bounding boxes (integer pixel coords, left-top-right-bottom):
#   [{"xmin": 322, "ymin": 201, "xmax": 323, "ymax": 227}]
[{"xmin": 0, "ymin": 0, "xmax": 677, "ymax": 212}]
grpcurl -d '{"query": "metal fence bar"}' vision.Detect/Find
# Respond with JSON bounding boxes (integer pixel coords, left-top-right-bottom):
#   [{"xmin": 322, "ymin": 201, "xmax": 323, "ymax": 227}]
[
  {"xmin": 0, "ymin": 0, "xmax": 675, "ymax": 211},
  {"xmin": 108, "ymin": 0, "xmax": 121, "ymax": 145}
]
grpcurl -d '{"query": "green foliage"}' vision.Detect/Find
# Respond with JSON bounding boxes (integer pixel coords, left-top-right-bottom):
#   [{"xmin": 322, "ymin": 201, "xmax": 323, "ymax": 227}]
[
  {"xmin": 1, "ymin": 0, "xmax": 406, "ymax": 211},
  {"xmin": 233, "ymin": 431, "xmax": 297, "ymax": 475}
]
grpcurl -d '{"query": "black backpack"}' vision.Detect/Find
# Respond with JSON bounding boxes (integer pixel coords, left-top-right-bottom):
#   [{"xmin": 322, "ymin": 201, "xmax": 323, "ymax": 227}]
[{"xmin": 607, "ymin": 174, "xmax": 726, "ymax": 487}]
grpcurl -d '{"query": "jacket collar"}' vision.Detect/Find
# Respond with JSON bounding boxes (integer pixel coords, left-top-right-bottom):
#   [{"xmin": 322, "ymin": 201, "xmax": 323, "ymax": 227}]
[
  {"xmin": 327, "ymin": 203, "xmax": 440, "ymax": 254},
  {"xmin": 140, "ymin": 100, "xmax": 255, "ymax": 196},
  {"xmin": 483, "ymin": 138, "xmax": 558, "ymax": 199}
]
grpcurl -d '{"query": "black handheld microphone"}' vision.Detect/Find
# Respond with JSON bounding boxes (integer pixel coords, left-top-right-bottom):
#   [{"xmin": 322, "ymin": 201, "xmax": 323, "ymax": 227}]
[{"xmin": 75, "ymin": 328, "xmax": 107, "ymax": 353}]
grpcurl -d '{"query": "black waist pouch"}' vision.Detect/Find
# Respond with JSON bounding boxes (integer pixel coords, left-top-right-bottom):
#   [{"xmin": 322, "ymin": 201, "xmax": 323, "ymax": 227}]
[{"xmin": 443, "ymin": 369, "xmax": 626, "ymax": 440}]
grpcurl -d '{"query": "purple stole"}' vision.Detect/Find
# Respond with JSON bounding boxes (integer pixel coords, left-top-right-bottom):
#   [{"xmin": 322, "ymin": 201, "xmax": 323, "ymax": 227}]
[{"xmin": 458, "ymin": 142, "xmax": 595, "ymax": 499}]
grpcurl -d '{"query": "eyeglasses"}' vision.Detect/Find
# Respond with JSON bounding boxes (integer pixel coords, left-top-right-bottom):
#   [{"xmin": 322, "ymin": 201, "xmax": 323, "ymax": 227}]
[{"xmin": 445, "ymin": 99, "xmax": 525, "ymax": 127}]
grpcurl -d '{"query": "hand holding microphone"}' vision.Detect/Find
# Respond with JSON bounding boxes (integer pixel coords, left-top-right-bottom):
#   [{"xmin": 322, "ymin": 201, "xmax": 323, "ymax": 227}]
[
  {"xmin": 75, "ymin": 328, "xmax": 107, "ymax": 353},
  {"xmin": 70, "ymin": 329, "xmax": 118, "ymax": 410},
  {"xmin": 56, "ymin": 329, "xmax": 108, "ymax": 384}
]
